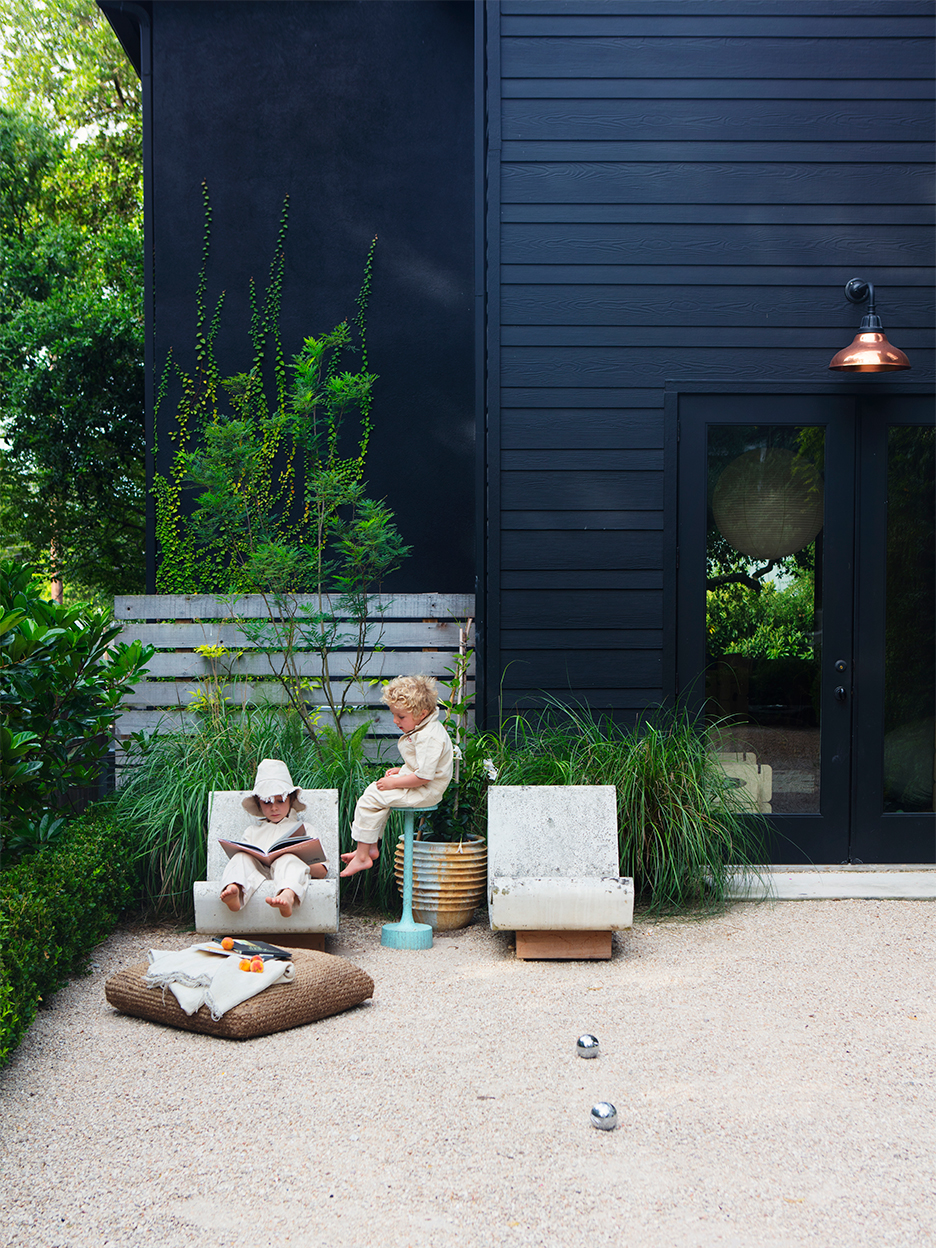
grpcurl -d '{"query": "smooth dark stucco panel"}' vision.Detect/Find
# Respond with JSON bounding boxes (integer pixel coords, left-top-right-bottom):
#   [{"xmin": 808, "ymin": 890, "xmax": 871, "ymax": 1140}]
[{"xmin": 150, "ymin": 0, "xmax": 474, "ymax": 591}]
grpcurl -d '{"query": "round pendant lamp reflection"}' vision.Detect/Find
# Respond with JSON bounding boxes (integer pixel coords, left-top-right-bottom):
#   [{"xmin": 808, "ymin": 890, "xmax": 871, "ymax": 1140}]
[
  {"xmin": 713, "ymin": 448, "xmax": 824, "ymax": 561},
  {"xmin": 829, "ymin": 279, "xmax": 910, "ymax": 372}
]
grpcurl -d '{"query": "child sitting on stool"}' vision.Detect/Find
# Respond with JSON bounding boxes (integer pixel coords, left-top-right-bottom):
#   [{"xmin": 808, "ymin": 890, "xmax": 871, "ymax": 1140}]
[
  {"xmin": 340, "ymin": 675, "xmax": 454, "ymax": 876},
  {"xmin": 220, "ymin": 758, "xmax": 327, "ymax": 917}
]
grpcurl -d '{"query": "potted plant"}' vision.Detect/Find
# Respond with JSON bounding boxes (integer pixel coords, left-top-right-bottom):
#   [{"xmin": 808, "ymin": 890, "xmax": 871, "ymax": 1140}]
[
  {"xmin": 392, "ymin": 809, "xmax": 487, "ymax": 931},
  {"xmin": 392, "ymin": 632, "xmax": 491, "ymax": 930}
]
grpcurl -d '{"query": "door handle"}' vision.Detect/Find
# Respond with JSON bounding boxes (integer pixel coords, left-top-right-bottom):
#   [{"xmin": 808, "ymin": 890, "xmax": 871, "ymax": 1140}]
[{"xmin": 834, "ymin": 686, "xmax": 847, "ymax": 702}]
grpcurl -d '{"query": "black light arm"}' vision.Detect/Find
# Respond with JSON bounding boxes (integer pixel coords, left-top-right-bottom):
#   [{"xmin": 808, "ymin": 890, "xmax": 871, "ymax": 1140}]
[{"xmin": 843, "ymin": 279, "xmax": 883, "ymax": 331}]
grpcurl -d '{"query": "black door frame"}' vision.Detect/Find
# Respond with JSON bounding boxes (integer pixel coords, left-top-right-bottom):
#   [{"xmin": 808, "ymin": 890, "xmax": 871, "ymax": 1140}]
[
  {"xmin": 666, "ymin": 380, "xmax": 934, "ymax": 865},
  {"xmin": 851, "ymin": 393, "xmax": 936, "ymax": 863}
]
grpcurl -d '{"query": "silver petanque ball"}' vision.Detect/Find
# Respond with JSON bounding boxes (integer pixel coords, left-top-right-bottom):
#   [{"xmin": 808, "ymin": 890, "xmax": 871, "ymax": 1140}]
[
  {"xmin": 590, "ymin": 1102, "xmax": 618, "ymax": 1131},
  {"xmin": 576, "ymin": 1034, "xmax": 600, "ymax": 1058}
]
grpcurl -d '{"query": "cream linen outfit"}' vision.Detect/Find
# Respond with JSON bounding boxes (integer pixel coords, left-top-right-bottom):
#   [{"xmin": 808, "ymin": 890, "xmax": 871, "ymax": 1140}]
[
  {"xmin": 351, "ymin": 708, "xmax": 454, "ymax": 844},
  {"xmin": 219, "ymin": 815, "xmax": 311, "ymax": 907}
]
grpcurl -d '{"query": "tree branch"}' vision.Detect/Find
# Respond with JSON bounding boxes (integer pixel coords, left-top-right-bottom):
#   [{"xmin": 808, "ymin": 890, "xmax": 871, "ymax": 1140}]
[{"xmin": 706, "ymin": 560, "xmax": 777, "ymax": 593}]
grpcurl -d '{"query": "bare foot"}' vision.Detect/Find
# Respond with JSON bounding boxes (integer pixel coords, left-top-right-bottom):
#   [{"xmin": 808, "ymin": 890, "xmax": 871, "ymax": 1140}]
[
  {"xmin": 220, "ymin": 883, "xmax": 243, "ymax": 912},
  {"xmin": 339, "ymin": 849, "xmax": 377, "ymax": 877},
  {"xmin": 340, "ymin": 843, "xmax": 379, "ymax": 864},
  {"xmin": 265, "ymin": 889, "xmax": 298, "ymax": 917}
]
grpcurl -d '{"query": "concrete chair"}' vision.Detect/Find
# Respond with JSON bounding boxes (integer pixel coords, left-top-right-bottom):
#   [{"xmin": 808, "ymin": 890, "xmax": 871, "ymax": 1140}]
[
  {"xmin": 487, "ymin": 785, "xmax": 634, "ymax": 960},
  {"xmin": 193, "ymin": 789, "xmax": 340, "ymax": 949}
]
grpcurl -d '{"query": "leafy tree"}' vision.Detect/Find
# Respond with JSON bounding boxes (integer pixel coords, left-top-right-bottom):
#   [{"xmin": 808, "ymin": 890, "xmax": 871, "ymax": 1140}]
[
  {"xmin": 155, "ymin": 197, "xmax": 410, "ymax": 740},
  {"xmin": 0, "ymin": 0, "xmax": 141, "ymax": 228},
  {"xmin": 706, "ymin": 569, "xmax": 816, "ymax": 661},
  {"xmin": 0, "ymin": 244, "xmax": 145, "ymax": 596},
  {"xmin": 0, "ymin": 1, "xmax": 144, "ymax": 600}
]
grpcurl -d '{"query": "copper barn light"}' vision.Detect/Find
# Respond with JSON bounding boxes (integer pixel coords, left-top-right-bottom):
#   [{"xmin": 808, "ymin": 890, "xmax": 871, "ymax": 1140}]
[{"xmin": 829, "ymin": 279, "xmax": 910, "ymax": 372}]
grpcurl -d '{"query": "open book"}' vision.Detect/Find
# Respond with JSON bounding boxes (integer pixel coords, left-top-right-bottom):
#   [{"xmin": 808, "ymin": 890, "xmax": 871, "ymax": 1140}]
[
  {"xmin": 198, "ymin": 938, "xmax": 293, "ymax": 962},
  {"xmin": 218, "ymin": 825, "xmax": 327, "ymax": 869}
]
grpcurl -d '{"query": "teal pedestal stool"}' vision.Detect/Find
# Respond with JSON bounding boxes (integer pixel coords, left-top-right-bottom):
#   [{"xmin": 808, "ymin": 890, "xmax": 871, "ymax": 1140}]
[{"xmin": 381, "ymin": 804, "xmax": 438, "ymax": 950}]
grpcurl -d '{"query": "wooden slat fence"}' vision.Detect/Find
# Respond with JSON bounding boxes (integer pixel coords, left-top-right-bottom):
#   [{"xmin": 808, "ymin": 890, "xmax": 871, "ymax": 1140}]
[{"xmin": 113, "ymin": 593, "xmax": 475, "ymax": 742}]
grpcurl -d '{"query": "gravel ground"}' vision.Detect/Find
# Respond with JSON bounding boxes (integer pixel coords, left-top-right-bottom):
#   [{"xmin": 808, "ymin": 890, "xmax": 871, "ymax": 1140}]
[{"xmin": 1, "ymin": 900, "xmax": 934, "ymax": 1248}]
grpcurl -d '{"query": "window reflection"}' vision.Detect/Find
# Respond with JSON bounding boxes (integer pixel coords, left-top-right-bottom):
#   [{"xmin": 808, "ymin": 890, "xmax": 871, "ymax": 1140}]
[
  {"xmin": 706, "ymin": 426, "xmax": 823, "ymax": 814},
  {"xmin": 884, "ymin": 426, "xmax": 935, "ymax": 813}
]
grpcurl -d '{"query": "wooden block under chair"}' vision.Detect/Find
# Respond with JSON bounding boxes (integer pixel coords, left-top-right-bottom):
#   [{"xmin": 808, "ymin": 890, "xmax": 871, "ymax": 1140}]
[{"xmin": 515, "ymin": 931, "xmax": 614, "ymax": 960}]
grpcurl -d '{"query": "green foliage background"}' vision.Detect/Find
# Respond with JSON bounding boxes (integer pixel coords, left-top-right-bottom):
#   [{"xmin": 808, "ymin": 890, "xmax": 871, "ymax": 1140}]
[
  {"xmin": 0, "ymin": 558, "xmax": 153, "ymax": 848},
  {"xmin": 0, "ymin": 0, "xmax": 144, "ymax": 601},
  {"xmin": 706, "ymin": 567, "xmax": 816, "ymax": 661}
]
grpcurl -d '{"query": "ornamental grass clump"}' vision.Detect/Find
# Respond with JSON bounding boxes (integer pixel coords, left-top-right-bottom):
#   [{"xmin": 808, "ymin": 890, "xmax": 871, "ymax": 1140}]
[
  {"xmin": 475, "ymin": 699, "xmax": 766, "ymax": 914},
  {"xmin": 615, "ymin": 713, "xmax": 766, "ymax": 913},
  {"xmin": 115, "ymin": 704, "xmax": 392, "ymax": 918}
]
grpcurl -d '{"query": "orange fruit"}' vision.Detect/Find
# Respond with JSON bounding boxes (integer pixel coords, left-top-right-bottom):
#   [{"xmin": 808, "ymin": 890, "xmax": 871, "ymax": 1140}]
[
  {"xmin": 251, "ymin": 960, "xmax": 264, "ymax": 973},
  {"xmin": 238, "ymin": 959, "xmax": 251, "ymax": 972},
  {"xmin": 221, "ymin": 937, "xmax": 234, "ymax": 951}
]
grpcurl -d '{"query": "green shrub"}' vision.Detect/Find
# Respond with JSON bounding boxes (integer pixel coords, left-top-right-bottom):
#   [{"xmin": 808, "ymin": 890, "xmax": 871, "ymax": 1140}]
[
  {"xmin": 0, "ymin": 805, "xmax": 138, "ymax": 1069},
  {"xmin": 0, "ymin": 559, "xmax": 153, "ymax": 854}
]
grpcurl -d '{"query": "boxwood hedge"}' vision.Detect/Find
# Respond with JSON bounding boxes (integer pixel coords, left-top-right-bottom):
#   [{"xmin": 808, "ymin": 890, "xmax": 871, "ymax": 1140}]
[{"xmin": 1, "ymin": 806, "xmax": 138, "ymax": 1069}]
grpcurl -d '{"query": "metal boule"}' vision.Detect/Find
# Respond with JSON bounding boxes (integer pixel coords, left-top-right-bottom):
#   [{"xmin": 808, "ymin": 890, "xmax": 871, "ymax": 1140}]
[
  {"xmin": 590, "ymin": 1102, "xmax": 618, "ymax": 1131},
  {"xmin": 576, "ymin": 1034, "xmax": 600, "ymax": 1058}
]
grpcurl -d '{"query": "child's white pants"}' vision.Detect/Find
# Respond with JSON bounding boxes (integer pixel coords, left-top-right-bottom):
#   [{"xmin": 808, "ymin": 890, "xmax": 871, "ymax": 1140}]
[
  {"xmin": 351, "ymin": 777, "xmax": 451, "ymax": 844},
  {"xmin": 220, "ymin": 851, "xmax": 310, "ymax": 908}
]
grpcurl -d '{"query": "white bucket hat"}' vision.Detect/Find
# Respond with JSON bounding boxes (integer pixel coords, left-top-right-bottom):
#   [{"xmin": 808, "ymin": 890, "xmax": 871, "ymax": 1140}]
[{"xmin": 241, "ymin": 758, "xmax": 306, "ymax": 816}]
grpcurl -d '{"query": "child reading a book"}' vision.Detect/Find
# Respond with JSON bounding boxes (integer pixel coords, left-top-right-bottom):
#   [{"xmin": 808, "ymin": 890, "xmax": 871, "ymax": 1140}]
[
  {"xmin": 340, "ymin": 674, "xmax": 454, "ymax": 877},
  {"xmin": 220, "ymin": 759, "xmax": 327, "ymax": 917}
]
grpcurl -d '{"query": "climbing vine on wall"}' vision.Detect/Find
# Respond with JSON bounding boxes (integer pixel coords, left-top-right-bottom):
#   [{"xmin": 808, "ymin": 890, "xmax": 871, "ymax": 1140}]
[{"xmin": 152, "ymin": 184, "xmax": 384, "ymax": 595}]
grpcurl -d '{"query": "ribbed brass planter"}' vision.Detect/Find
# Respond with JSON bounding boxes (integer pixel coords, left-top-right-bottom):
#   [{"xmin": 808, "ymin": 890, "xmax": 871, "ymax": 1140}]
[{"xmin": 393, "ymin": 834, "xmax": 487, "ymax": 931}]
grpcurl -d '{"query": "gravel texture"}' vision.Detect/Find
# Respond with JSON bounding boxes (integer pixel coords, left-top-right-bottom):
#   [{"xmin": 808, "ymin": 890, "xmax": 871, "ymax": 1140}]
[{"xmin": 1, "ymin": 900, "xmax": 933, "ymax": 1248}]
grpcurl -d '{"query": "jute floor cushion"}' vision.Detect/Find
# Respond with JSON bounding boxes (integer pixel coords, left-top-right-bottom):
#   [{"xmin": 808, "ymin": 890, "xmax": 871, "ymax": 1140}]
[{"xmin": 105, "ymin": 948, "xmax": 374, "ymax": 1039}]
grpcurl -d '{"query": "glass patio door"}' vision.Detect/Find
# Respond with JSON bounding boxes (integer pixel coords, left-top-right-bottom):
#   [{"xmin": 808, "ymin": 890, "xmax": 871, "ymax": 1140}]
[{"xmin": 676, "ymin": 392, "xmax": 934, "ymax": 865}]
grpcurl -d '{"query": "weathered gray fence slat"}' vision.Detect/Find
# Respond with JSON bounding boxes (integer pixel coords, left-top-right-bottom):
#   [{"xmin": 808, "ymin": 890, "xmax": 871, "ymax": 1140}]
[
  {"xmin": 117, "ymin": 706, "xmax": 411, "ymax": 739},
  {"xmin": 122, "ymin": 677, "xmax": 476, "ymax": 708},
  {"xmin": 114, "ymin": 593, "xmax": 474, "ymax": 621},
  {"xmin": 138, "ymin": 651, "xmax": 476, "ymax": 680},
  {"xmin": 117, "ymin": 619, "xmax": 467, "ymax": 649}
]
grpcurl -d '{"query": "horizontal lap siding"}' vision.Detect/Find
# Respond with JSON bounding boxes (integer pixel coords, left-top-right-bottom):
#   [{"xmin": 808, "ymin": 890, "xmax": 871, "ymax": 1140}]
[{"xmin": 483, "ymin": 0, "xmax": 935, "ymax": 724}]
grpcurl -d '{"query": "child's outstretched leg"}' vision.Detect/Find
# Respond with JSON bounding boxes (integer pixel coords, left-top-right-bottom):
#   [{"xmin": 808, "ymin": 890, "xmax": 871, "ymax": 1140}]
[
  {"xmin": 220, "ymin": 883, "xmax": 244, "ymax": 912},
  {"xmin": 340, "ymin": 841, "xmax": 379, "ymax": 876},
  {"xmin": 341, "ymin": 782, "xmax": 392, "ymax": 876},
  {"xmin": 266, "ymin": 888, "xmax": 299, "ymax": 917}
]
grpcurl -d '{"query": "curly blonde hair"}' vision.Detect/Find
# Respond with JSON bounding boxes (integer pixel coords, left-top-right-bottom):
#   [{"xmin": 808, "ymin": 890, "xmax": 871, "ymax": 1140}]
[{"xmin": 381, "ymin": 674, "xmax": 439, "ymax": 718}]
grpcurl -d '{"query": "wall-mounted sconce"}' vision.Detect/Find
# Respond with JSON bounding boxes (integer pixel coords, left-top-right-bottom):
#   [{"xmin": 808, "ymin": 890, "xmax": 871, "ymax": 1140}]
[{"xmin": 829, "ymin": 279, "xmax": 910, "ymax": 372}]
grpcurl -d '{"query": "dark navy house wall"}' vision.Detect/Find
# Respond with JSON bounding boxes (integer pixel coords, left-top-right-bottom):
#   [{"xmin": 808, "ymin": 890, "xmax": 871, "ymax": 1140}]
[
  {"xmin": 143, "ymin": 0, "xmax": 475, "ymax": 593},
  {"xmin": 104, "ymin": 0, "xmax": 933, "ymax": 726},
  {"xmin": 480, "ymin": 0, "xmax": 935, "ymax": 724}
]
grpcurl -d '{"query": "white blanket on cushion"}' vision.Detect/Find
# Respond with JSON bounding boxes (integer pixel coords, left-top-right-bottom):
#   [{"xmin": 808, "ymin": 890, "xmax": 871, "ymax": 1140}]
[{"xmin": 145, "ymin": 947, "xmax": 295, "ymax": 1020}]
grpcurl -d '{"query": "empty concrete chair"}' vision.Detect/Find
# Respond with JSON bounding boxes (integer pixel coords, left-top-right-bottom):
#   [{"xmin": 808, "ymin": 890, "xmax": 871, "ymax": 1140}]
[
  {"xmin": 487, "ymin": 785, "xmax": 633, "ymax": 960},
  {"xmin": 193, "ymin": 788, "xmax": 340, "ymax": 947}
]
